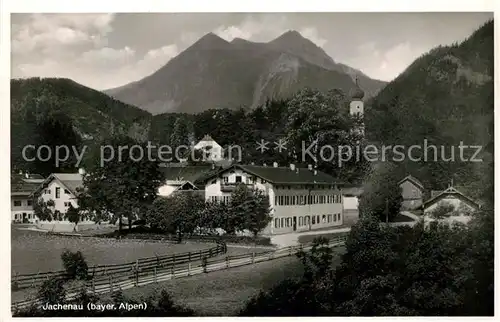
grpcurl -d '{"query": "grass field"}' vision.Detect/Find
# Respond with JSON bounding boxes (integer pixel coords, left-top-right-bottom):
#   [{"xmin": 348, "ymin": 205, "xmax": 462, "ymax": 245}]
[
  {"xmin": 117, "ymin": 248, "xmax": 345, "ymax": 316},
  {"xmin": 11, "ymin": 227, "xmax": 269, "ymax": 275}
]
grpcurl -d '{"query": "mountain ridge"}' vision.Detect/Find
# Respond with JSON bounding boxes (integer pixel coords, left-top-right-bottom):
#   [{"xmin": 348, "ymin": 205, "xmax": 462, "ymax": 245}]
[{"xmin": 105, "ymin": 30, "xmax": 387, "ymax": 115}]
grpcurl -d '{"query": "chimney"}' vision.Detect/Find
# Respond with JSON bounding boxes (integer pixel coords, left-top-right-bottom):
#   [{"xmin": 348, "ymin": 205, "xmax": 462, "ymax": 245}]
[
  {"xmin": 308, "ymin": 164, "xmax": 313, "ymax": 171},
  {"xmin": 273, "ymin": 162, "xmax": 278, "ymax": 168},
  {"xmin": 290, "ymin": 164, "xmax": 295, "ymax": 171}
]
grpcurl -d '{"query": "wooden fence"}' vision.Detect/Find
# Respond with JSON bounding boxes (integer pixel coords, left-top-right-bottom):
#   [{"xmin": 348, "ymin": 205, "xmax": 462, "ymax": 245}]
[
  {"xmin": 12, "ymin": 241, "xmax": 226, "ymax": 291},
  {"xmin": 11, "ymin": 235, "xmax": 347, "ymax": 311}
]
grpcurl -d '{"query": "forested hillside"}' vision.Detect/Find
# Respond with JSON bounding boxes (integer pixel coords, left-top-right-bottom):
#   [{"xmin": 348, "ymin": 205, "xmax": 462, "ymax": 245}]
[
  {"xmin": 11, "ymin": 78, "xmax": 152, "ymax": 174},
  {"xmin": 365, "ymin": 20, "xmax": 494, "ymax": 199}
]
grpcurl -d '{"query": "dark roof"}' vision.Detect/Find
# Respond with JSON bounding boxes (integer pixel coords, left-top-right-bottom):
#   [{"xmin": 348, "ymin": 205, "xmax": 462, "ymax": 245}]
[
  {"xmin": 32, "ymin": 173, "xmax": 83, "ymax": 197},
  {"xmin": 423, "ymin": 186, "xmax": 480, "ymax": 210},
  {"xmin": 11, "ymin": 181, "xmax": 40, "ymax": 196},
  {"xmin": 202, "ymin": 164, "xmax": 340, "ymax": 185},
  {"xmin": 398, "ymin": 175, "xmax": 424, "ymax": 190},
  {"xmin": 11, "ymin": 173, "xmax": 45, "ymax": 196}
]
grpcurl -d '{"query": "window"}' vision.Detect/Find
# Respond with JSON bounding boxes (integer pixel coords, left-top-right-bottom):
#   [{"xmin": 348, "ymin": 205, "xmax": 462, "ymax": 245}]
[
  {"xmin": 299, "ymin": 217, "xmax": 303, "ymax": 226},
  {"xmin": 322, "ymin": 215, "xmax": 326, "ymax": 223},
  {"xmin": 275, "ymin": 218, "xmax": 279, "ymax": 228},
  {"xmin": 275, "ymin": 196, "xmax": 278, "ymax": 205},
  {"xmin": 235, "ymin": 176, "xmax": 242, "ymax": 183},
  {"xmin": 280, "ymin": 218, "xmax": 284, "ymax": 228},
  {"xmin": 55, "ymin": 187, "xmax": 61, "ymax": 199},
  {"xmin": 287, "ymin": 218, "xmax": 291, "ymax": 227},
  {"xmin": 328, "ymin": 214, "xmax": 332, "ymax": 223},
  {"xmin": 317, "ymin": 215, "xmax": 320, "ymax": 224},
  {"xmin": 64, "ymin": 189, "xmax": 70, "ymax": 194},
  {"xmin": 14, "ymin": 200, "xmax": 22, "ymax": 207},
  {"xmin": 64, "ymin": 202, "xmax": 71, "ymax": 207},
  {"xmin": 223, "ymin": 177, "xmax": 229, "ymax": 183},
  {"xmin": 299, "ymin": 196, "xmax": 304, "ymax": 204},
  {"xmin": 27, "ymin": 200, "xmax": 33, "ymax": 206},
  {"xmin": 211, "ymin": 180, "xmax": 216, "ymax": 184},
  {"xmin": 45, "ymin": 189, "xmax": 51, "ymax": 195},
  {"xmin": 312, "ymin": 216, "xmax": 316, "ymax": 224}
]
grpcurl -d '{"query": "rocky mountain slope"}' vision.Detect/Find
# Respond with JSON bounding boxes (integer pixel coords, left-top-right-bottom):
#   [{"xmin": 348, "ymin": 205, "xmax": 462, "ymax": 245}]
[{"xmin": 105, "ymin": 31, "xmax": 387, "ymax": 115}]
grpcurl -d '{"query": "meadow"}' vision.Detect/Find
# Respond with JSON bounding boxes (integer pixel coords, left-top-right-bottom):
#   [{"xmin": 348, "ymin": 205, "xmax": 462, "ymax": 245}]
[{"xmin": 11, "ymin": 228, "xmax": 265, "ymax": 275}]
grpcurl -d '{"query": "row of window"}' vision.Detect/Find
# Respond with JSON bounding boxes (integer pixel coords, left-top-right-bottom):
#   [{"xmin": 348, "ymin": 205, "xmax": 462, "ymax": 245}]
[
  {"xmin": 13, "ymin": 199, "xmax": 33, "ymax": 207},
  {"xmin": 44, "ymin": 187, "xmax": 71, "ymax": 198},
  {"xmin": 13, "ymin": 213, "xmax": 33, "ymax": 220},
  {"xmin": 275, "ymin": 185, "xmax": 337, "ymax": 190},
  {"xmin": 274, "ymin": 194, "xmax": 341, "ymax": 206},
  {"xmin": 274, "ymin": 213, "xmax": 342, "ymax": 229},
  {"xmin": 209, "ymin": 196, "xmax": 231, "ymax": 203}
]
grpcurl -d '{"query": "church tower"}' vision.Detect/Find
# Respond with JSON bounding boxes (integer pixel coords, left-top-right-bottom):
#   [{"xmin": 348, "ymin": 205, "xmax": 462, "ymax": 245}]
[{"xmin": 349, "ymin": 76, "xmax": 365, "ymax": 136}]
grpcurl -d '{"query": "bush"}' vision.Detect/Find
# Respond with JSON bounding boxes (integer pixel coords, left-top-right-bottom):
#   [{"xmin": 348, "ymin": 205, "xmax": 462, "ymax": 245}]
[
  {"xmin": 38, "ymin": 277, "xmax": 66, "ymax": 304},
  {"xmin": 61, "ymin": 250, "xmax": 89, "ymax": 280}
]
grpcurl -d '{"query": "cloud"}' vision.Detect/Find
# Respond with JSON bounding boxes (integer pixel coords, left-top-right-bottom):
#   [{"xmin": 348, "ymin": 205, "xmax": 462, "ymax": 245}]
[
  {"xmin": 213, "ymin": 14, "xmax": 290, "ymax": 42},
  {"xmin": 12, "ymin": 13, "xmax": 115, "ymax": 55},
  {"xmin": 298, "ymin": 27, "xmax": 327, "ymax": 47},
  {"xmin": 344, "ymin": 41, "xmax": 429, "ymax": 81}
]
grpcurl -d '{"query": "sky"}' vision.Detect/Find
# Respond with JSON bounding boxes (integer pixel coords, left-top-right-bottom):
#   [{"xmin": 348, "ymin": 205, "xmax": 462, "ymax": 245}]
[{"xmin": 11, "ymin": 12, "xmax": 493, "ymax": 90}]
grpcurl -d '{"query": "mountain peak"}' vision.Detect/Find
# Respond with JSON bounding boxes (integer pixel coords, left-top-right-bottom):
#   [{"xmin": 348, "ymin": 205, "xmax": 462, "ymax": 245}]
[
  {"xmin": 271, "ymin": 30, "xmax": 307, "ymax": 43},
  {"xmin": 190, "ymin": 32, "xmax": 230, "ymax": 50}
]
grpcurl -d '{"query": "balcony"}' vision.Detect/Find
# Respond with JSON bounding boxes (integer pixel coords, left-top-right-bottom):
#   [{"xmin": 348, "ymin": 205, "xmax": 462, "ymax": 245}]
[{"xmin": 220, "ymin": 182, "xmax": 253, "ymax": 192}]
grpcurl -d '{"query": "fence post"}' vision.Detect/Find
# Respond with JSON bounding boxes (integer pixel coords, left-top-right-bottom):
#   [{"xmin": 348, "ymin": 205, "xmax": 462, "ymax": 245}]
[
  {"xmin": 289, "ymin": 246, "xmax": 293, "ymax": 256},
  {"xmin": 109, "ymin": 275, "xmax": 113, "ymax": 293},
  {"xmin": 135, "ymin": 260, "xmax": 139, "ymax": 287},
  {"xmin": 154, "ymin": 267, "xmax": 157, "ymax": 283},
  {"xmin": 209, "ymin": 248, "xmax": 213, "ymax": 257},
  {"xmin": 199, "ymin": 250, "xmax": 202, "ymax": 261},
  {"xmin": 188, "ymin": 262, "xmax": 191, "ymax": 276},
  {"xmin": 225, "ymin": 256, "xmax": 229, "ymax": 269},
  {"xmin": 172, "ymin": 254, "xmax": 176, "ymax": 271},
  {"xmin": 92, "ymin": 279, "xmax": 96, "ymax": 294},
  {"xmin": 170, "ymin": 265, "xmax": 175, "ymax": 279},
  {"xmin": 188, "ymin": 252, "xmax": 191, "ymax": 262},
  {"xmin": 251, "ymin": 252, "xmax": 255, "ymax": 264}
]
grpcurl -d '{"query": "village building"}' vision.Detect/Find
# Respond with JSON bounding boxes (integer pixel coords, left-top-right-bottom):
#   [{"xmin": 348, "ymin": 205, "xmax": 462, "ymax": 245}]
[
  {"xmin": 11, "ymin": 172, "xmax": 44, "ymax": 223},
  {"xmin": 423, "ymin": 186, "xmax": 480, "ymax": 225},
  {"xmin": 398, "ymin": 175, "xmax": 425, "ymax": 210},
  {"xmin": 193, "ymin": 134, "xmax": 224, "ymax": 162},
  {"xmin": 31, "ymin": 170, "xmax": 96, "ymax": 232},
  {"xmin": 157, "ymin": 163, "xmax": 222, "ymax": 198},
  {"xmin": 201, "ymin": 163, "xmax": 346, "ymax": 235}
]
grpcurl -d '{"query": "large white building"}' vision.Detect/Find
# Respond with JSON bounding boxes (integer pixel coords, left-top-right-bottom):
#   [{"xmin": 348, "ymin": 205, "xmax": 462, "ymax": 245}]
[{"xmin": 201, "ymin": 163, "xmax": 347, "ymax": 235}]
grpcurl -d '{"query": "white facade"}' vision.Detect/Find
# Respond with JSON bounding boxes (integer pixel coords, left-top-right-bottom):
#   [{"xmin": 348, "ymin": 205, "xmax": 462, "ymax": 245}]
[
  {"xmin": 193, "ymin": 135, "xmax": 223, "ymax": 161},
  {"xmin": 11, "ymin": 195, "xmax": 35, "ymax": 223},
  {"xmin": 204, "ymin": 167, "xmax": 344, "ymax": 235},
  {"xmin": 39, "ymin": 179, "xmax": 79, "ymax": 214}
]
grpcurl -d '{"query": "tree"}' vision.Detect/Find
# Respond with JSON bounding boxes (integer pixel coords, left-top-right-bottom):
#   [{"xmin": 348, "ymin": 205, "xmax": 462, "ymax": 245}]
[
  {"xmin": 33, "ymin": 199, "xmax": 55, "ymax": 221},
  {"xmin": 78, "ymin": 136, "xmax": 164, "ymax": 233},
  {"xmin": 284, "ymin": 88, "xmax": 367, "ymax": 183},
  {"xmin": 37, "ymin": 277, "xmax": 66, "ymax": 305},
  {"xmin": 61, "ymin": 250, "xmax": 89, "ymax": 280},
  {"xmin": 358, "ymin": 162, "xmax": 403, "ymax": 222},
  {"xmin": 241, "ymin": 187, "xmax": 272, "ymax": 237},
  {"xmin": 65, "ymin": 204, "xmax": 81, "ymax": 232},
  {"xmin": 146, "ymin": 193, "xmax": 204, "ymax": 242}
]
